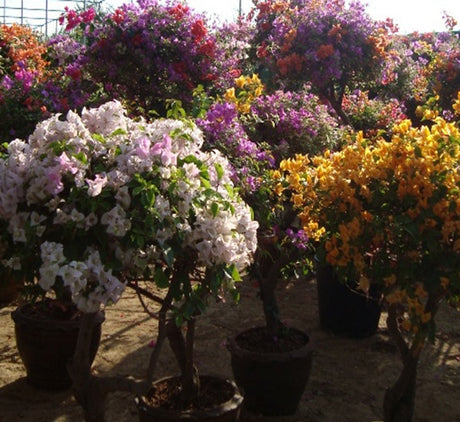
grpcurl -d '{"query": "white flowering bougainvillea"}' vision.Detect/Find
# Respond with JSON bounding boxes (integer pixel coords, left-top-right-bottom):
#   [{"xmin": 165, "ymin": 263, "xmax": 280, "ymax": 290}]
[{"xmin": 0, "ymin": 100, "xmax": 258, "ymax": 313}]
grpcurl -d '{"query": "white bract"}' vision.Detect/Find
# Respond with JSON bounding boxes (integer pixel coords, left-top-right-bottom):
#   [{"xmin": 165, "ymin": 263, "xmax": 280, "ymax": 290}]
[{"xmin": 0, "ymin": 101, "xmax": 258, "ymax": 313}]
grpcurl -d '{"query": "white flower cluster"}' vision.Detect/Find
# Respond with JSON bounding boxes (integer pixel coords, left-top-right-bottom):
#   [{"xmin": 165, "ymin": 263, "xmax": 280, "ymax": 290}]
[{"xmin": 0, "ymin": 101, "xmax": 258, "ymax": 312}]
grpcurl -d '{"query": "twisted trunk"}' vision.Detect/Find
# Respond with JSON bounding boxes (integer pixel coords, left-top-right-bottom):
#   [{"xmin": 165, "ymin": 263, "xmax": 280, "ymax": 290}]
[
  {"xmin": 383, "ymin": 292, "xmax": 443, "ymax": 422},
  {"xmin": 68, "ymin": 312, "xmax": 147, "ymax": 422},
  {"xmin": 166, "ymin": 318, "xmax": 200, "ymax": 407}
]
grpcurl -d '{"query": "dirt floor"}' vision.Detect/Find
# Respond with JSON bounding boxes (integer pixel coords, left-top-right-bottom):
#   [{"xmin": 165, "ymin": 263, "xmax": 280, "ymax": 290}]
[{"xmin": 1, "ymin": 277, "xmax": 459, "ymax": 422}]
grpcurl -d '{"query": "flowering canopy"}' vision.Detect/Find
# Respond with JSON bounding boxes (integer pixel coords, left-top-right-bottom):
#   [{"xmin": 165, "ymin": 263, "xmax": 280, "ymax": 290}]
[
  {"xmin": 80, "ymin": 0, "xmax": 219, "ymax": 116},
  {"xmin": 0, "ymin": 24, "xmax": 49, "ymax": 140},
  {"xmin": 277, "ymin": 95, "xmax": 460, "ymax": 333},
  {"xmin": 0, "ymin": 101, "xmax": 258, "ymax": 314},
  {"xmin": 251, "ymin": 0, "xmax": 393, "ymax": 120}
]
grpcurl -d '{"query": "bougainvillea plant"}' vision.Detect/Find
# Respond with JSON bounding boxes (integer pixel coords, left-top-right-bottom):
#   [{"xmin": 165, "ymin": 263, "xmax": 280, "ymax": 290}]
[
  {"xmin": 276, "ymin": 95, "xmax": 460, "ymax": 421},
  {"xmin": 0, "ymin": 100, "xmax": 258, "ymax": 418},
  {"xmin": 0, "ymin": 23, "xmax": 49, "ymax": 141},
  {"xmin": 244, "ymin": 84, "xmax": 346, "ymax": 160},
  {"xmin": 341, "ymin": 89, "xmax": 407, "ymax": 137},
  {"xmin": 61, "ymin": 0, "xmax": 221, "ymax": 117},
  {"xmin": 250, "ymin": 0, "xmax": 394, "ymax": 123}
]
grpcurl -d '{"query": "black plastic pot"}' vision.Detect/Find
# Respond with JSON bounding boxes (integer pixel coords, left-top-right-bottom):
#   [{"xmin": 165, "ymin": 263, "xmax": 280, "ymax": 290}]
[
  {"xmin": 11, "ymin": 303, "xmax": 104, "ymax": 390},
  {"xmin": 227, "ymin": 326, "xmax": 313, "ymax": 416},
  {"xmin": 135, "ymin": 375, "xmax": 243, "ymax": 422},
  {"xmin": 316, "ymin": 264, "xmax": 382, "ymax": 338}
]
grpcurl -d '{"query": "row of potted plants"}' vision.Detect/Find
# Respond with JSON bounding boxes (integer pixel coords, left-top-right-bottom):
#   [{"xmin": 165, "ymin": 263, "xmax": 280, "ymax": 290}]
[{"xmin": 1, "ymin": 0, "xmax": 459, "ymax": 421}]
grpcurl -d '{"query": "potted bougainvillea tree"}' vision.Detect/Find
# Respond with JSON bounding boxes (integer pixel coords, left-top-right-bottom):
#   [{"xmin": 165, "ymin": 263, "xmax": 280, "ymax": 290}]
[
  {"xmin": 0, "ymin": 99, "xmax": 258, "ymax": 420},
  {"xmin": 61, "ymin": 0, "xmax": 222, "ymax": 118},
  {"xmin": 277, "ymin": 96, "xmax": 460, "ymax": 421},
  {"xmin": 197, "ymin": 74, "xmax": 346, "ymax": 416},
  {"xmin": 250, "ymin": 0, "xmax": 394, "ymax": 125}
]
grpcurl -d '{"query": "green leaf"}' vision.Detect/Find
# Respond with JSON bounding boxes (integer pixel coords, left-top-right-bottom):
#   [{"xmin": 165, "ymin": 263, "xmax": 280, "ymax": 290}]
[
  {"xmin": 110, "ymin": 128, "xmax": 127, "ymax": 137},
  {"xmin": 164, "ymin": 247, "xmax": 175, "ymax": 267},
  {"xmin": 92, "ymin": 133, "xmax": 105, "ymax": 143},
  {"xmin": 211, "ymin": 202, "xmax": 219, "ymax": 217},
  {"xmin": 414, "ymin": 145, "xmax": 423, "ymax": 158},
  {"xmin": 229, "ymin": 264, "xmax": 241, "ymax": 282},
  {"xmin": 154, "ymin": 267, "xmax": 170, "ymax": 289},
  {"xmin": 214, "ymin": 163, "xmax": 224, "ymax": 181}
]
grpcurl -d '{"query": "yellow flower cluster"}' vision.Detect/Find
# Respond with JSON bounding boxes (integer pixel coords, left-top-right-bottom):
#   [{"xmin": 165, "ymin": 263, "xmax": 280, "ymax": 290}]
[
  {"xmin": 277, "ymin": 99, "xmax": 460, "ymax": 331},
  {"xmin": 386, "ymin": 284, "xmax": 432, "ymax": 334},
  {"xmin": 223, "ymin": 74, "xmax": 264, "ymax": 114},
  {"xmin": 453, "ymin": 91, "xmax": 460, "ymax": 116}
]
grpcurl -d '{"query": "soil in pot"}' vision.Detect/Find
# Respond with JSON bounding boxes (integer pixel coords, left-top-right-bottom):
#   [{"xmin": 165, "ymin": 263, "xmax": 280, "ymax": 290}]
[
  {"xmin": 11, "ymin": 300, "xmax": 104, "ymax": 390},
  {"xmin": 227, "ymin": 326, "xmax": 313, "ymax": 417},
  {"xmin": 135, "ymin": 375, "xmax": 243, "ymax": 422}
]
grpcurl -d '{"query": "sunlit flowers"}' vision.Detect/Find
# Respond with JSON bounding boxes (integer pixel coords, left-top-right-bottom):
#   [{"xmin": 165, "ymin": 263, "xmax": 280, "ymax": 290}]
[
  {"xmin": 224, "ymin": 73, "xmax": 264, "ymax": 114},
  {"xmin": 0, "ymin": 101, "xmax": 258, "ymax": 314},
  {"xmin": 278, "ymin": 104, "xmax": 460, "ymax": 335}
]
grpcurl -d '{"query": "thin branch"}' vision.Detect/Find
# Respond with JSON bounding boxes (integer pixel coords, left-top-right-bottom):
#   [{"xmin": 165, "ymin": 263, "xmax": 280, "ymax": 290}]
[
  {"xmin": 386, "ymin": 303, "xmax": 409, "ymax": 358},
  {"xmin": 146, "ymin": 290, "xmax": 173, "ymax": 384},
  {"xmin": 127, "ymin": 280, "xmax": 165, "ymax": 306}
]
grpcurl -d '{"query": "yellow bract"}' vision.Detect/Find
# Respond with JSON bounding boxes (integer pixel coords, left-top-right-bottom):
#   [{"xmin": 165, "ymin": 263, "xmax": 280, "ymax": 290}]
[
  {"xmin": 276, "ymin": 96, "xmax": 460, "ymax": 333},
  {"xmin": 224, "ymin": 73, "xmax": 265, "ymax": 114}
]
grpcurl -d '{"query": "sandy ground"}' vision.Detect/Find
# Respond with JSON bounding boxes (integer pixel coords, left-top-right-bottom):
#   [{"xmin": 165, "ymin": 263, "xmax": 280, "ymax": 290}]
[{"xmin": 1, "ymin": 277, "xmax": 459, "ymax": 422}]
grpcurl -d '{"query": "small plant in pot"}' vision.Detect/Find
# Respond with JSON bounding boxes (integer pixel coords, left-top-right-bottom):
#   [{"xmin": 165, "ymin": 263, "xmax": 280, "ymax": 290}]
[
  {"xmin": 0, "ymin": 100, "xmax": 258, "ymax": 420},
  {"xmin": 278, "ymin": 96, "xmax": 460, "ymax": 421},
  {"xmin": 197, "ymin": 77, "xmax": 324, "ymax": 416},
  {"xmin": 225, "ymin": 172, "xmax": 315, "ymax": 417}
]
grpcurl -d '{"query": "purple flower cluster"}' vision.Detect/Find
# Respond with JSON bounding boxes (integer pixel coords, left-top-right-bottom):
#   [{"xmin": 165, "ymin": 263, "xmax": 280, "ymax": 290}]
[
  {"xmin": 245, "ymin": 86, "xmax": 345, "ymax": 161},
  {"xmin": 42, "ymin": 34, "xmax": 103, "ymax": 113},
  {"xmin": 197, "ymin": 101, "xmax": 273, "ymax": 195},
  {"xmin": 81, "ymin": 0, "xmax": 220, "ymax": 116},
  {"xmin": 210, "ymin": 19, "xmax": 256, "ymax": 94}
]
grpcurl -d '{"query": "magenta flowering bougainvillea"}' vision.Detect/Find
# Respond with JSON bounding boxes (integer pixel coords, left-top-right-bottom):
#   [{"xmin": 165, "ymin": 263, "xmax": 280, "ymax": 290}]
[
  {"xmin": 251, "ymin": 0, "xmax": 394, "ymax": 123},
  {"xmin": 63, "ymin": 0, "xmax": 222, "ymax": 117},
  {"xmin": 42, "ymin": 33, "xmax": 108, "ymax": 114},
  {"xmin": 244, "ymin": 85, "xmax": 346, "ymax": 160},
  {"xmin": 341, "ymin": 89, "xmax": 407, "ymax": 137}
]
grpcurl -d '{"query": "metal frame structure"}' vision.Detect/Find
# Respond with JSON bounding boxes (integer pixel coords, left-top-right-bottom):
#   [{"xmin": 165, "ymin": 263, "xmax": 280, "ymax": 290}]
[{"xmin": 1, "ymin": 0, "xmax": 88, "ymax": 36}]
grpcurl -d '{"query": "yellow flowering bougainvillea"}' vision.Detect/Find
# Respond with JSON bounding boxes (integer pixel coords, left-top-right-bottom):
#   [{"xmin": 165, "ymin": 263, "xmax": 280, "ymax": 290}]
[
  {"xmin": 276, "ymin": 97, "xmax": 460, "ymax": 339},
  {"xmin": 223, "ymin": 73, "xmax": 264, "ymax": 114}
]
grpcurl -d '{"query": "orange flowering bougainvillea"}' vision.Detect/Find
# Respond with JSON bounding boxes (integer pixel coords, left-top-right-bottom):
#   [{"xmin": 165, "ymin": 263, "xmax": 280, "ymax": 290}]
[
  {"xmin": 276, "ymin": 93, "xmax": 460, "ymax": 421},
  {"xmin": 0, "ymin": 23, "xmax": 48, "ymax": 78}
]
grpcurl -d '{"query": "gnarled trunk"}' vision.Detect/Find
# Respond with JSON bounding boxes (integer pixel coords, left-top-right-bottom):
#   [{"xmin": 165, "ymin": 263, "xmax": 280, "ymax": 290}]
[
  {"xmin": 383, "ymin": 294, "xmax": 441, "ymax": 422},
  {"xmin": 68, "ymin": 312, "xmax": 147, "ymax": 422},
  {"xmin": 166, "ymin": 318, "xmax": 200, "ymax": 407},
  {"xmin": 383, "ymin": 346, "xmax": 419, "ymax": 422}
]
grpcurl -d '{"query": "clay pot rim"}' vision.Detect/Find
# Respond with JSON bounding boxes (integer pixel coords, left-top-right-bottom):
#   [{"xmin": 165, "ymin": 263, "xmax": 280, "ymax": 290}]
[
  {"xmin": 135, "ymin": 375, "xmax": 243, "ymax": 419},
  {"xmin": 226, "ymin": 326, "xmax": 313, "ymax": 362},
  {"xmin": 11, "ymin": 302, "xmax": 105, "ymax": 331}
]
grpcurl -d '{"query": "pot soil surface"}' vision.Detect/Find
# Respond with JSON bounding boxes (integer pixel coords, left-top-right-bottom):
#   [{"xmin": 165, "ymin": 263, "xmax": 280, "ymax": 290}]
[
  {"xmin": 1, "ymin": 278, "xmax": 459, "ymax": 421},
  {"xmin": 233, "ymin": 326, "xmax": 308, "ymax": 353},
  {"xmin": 142, "ymin": 376, "xmax": 235, "ymax": 410}
]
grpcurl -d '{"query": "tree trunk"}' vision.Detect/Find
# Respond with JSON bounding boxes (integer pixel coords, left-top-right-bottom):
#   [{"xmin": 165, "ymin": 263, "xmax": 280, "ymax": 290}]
[
  {"xmin": 383, "ymin": 350, "xmax": 418, "ymax": 422},
  {"xmin": 259, "ymin": 272, "xmax": 282, "ymax": 337},
  {"xmin": 256, "ymin": 232, "xmax": 291, "ymax": 338},
  {"xmin": 68, "ymin": 312, "xmax": 147, "ymax": 422},
  {"xmin": 69, "ymin": 312, "xmax": 106, "ymax": 422},
  {"xmin": 166, "ymin": 318, "xmax": 199, "ymax": 408},
  {"xmin": 383, "ymin": 304, "xmax": 422, "ymax": 422},
  {"xmin": 383, "ymin": 292, "xmax": 444, "ymax": 422}
]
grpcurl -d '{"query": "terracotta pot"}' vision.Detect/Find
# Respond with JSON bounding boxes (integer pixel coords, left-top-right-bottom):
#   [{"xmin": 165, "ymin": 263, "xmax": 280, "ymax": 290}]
[
  {"xmin": 227, "ymin": 326, "xmax": 313, "ymax": 416},
  {"xmin": 135, "ymin": 375, "xmax": 243, "ymax": 422},
  {"xmin": 316, "ymin": 263, "xmax": 382, "ymax": 338},
  {"xmin": 11, "ymin": 303, "xmax": 104, "ymax": 390}
]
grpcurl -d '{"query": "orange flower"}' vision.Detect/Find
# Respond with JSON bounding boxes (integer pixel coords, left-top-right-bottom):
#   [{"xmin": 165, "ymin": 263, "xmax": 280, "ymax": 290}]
[{"xmin": 316, "ymin": 44, "xmax": 334, "ymax": 60}]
